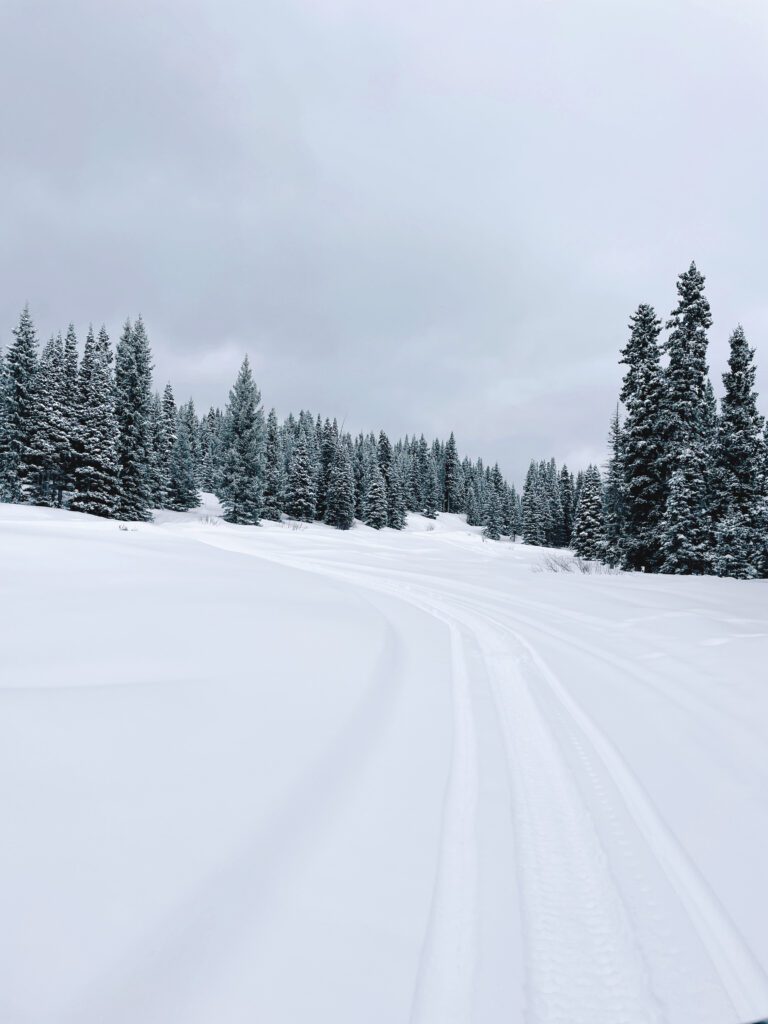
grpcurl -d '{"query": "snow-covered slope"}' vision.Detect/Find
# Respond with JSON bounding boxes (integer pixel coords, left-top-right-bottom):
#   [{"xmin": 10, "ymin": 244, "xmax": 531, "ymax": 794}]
[{"xmin": 2, "ymin": 499, "xmax": 767, "ymax": 1024}]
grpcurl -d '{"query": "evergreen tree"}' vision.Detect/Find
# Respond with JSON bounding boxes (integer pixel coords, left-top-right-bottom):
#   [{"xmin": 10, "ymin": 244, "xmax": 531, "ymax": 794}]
[
  {"xmin": 28, "ymin": 334, "xmax": 69, "ymax": 506},
  {"xmin": 377, "ymin": 429, "xmax": 393, "ymax": 494},
  {"xmin": 61, "ymin": 324, "xmax": 80, "ymax": 493},
  {"xmin": 387, "ymin": 460, "xmax": 407, "ymax": 529},
  {"xmin": 70, "ymin": 326, "xmax": 120, "ymax": 517},
  {"xmin": 483, "ymin": 487, "xmax": 503, "ymax": 540},
  {"xmin": 363, "ymin": 463, "xmax": 389, "ymax": 529},
  {"xmin": 262, "ymin": 407, "xmax": 283, "ymax": 521},
  {"xmin": 651, "ymin": 265, "xmax": 715, "ymax": 573},
  {"xmin": 166, "ymin": 413, "xmax": 200, "ymax": 511},
  {"xmin": 522, "ymin": 461, "xmax": 546, "ymax": 545},
  {"xmin": 145, "ymin": 393, "xmax": 165, "ymax": 507},
  {"xmin": 324, "ymin": 441, "xmax": 356, "ymax": 530},
  {"xmin": 602, "ymin": 408, "xmax": 626, "ymax": 566},
  {"xmin": 315, "ymin": 419, "xmax": 337, "ymax": 521},
  {"xmin": 662, "ymin": 263, "xmax": 713, "ymax": 456},
  {"xmin": 285, "ymin": 427, "xmax": 317, "ymax": 521},
  {"xmin": 465, "ymin": 482, "xmax": 481, "ymax": 526},
  {"xmin": 0, "ymin": 306, "xmax": 39, "ymax": 501},
  {"xmin": 423, "ymin": 454, "xmax": 440, "ymax": 519},
  {"xmin": 543, "ymin": 459, "xmax": 563, "ymax": 545},
  {"xmin": 660, "ymin": 447, "xmax": 711, "ymax": 574},
  {"xmin": 200, "ymin": 408, "xmax": 224, "ymax": 494},
  {"xmin": 571, "ymin": 465, "xmax": 605, "ymax": 560},
  {"xmin": 713, "ymin": 508, "xmax": 762, "ymax": 581},
  {"xmin": 619, "ymin": 303, "xmax": 665, "ymax": 570},
  {"xmin": 157, "ymin": 383, "xmax": 177, "ymax": 505},
  {"xmin": 219, "ymin": 356, "xmax": 264, "ymax": 525},
  {"xmin": 713, "ymin": 325, "xmax": 766, "ymax": 577},
  {"xmin": 415, "ymin": 435, "xmax": 430, "ymax": 509},
  {"xmin": 559, "ymin": 465, "xmax": 575, "ymax": 544},
  {"xmin": 114, "ymin": 316, "xmax": 154, "ymax": 520},
  {"xmin": 443, "ymin": 432, "xmax": 463, "ymax": 512}
]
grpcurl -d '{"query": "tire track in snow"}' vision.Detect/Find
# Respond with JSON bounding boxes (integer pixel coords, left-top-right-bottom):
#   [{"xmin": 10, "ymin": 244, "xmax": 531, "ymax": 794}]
[
  {"xmin": 408, "ymin": 622, "xmax": 480, "ymax": 1024},
  {"xmin": 193, "ymin": 537, "xmax": 768, "ymax": 1023},
  {"xmin": 252, "ymin": 555, "xmax": 662, "ymax": 1022},
  {"xmin": 428, "ymin": 584, "xmax": 768, "ymax": 1023}
]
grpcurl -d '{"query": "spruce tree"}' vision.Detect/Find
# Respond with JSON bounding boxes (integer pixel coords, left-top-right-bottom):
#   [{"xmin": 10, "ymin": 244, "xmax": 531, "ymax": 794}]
[
  {"xmin": 543, "ymin": 459, "xmax": 563, "ymax": 545},
  {"xmin": 0, "ymin": 306, "xmax": 39, "ymax": 501},
  {"xmin": 571, "ymin": 465, "xmax": 605, "ymax": 560},
  {"xmin": 559, "ymin": 465, "xmax": 575, "ymax": 543},
  {"xmin": 387, "ymin": 460, "xmax": 407, "ymax": 529},
  {"xmin": 423, "ymin": 455, "xmax": 440, "ymax": 519},
  {"xmin": 522, "ymin": 461, "xmax": 545, "ymax": 545},
  {"xmin": 465, "ymin": 482, "xmax": 481, "ymax": 526},
  {"xmin": 324, "ymin": 441, "xmax": 356, "ymax": 530},
  {"xmin": 70, "ymin": 326, "xmax": 121, "ymax": 517},
  {"xmin": 157, "ymin": 383, "xmax": 177, "ymax": 506},
  {"xmin": 315, "ymin": 419, "xmax": 338, "ymax": 521},
  {"xmin": 377, "ymin": 429, "xmax": 393, "ymax": 493},
  {"xmin": 285, "ymin": 427, "xmax": 317, "ymax": 521},
  {"xmin": 662, "ymin": 263, "xmax": 712, "ymax": 454},
  {"xmin": 363, "ymin": 463, "xmax": 389, "ymax": 529},
  {"xmin": 415, "ymin": 435, "xmax": 430, "ymax": 509},
  {"xmin": 262, "ymin": 407, "xmax": 283, "ymax": 521},
  {"xmin": 145, "ymin": 393, "xmax": 166, "ymax": 507},
  {"xmin": 200, "ymin": 407, "xmax": 224, "ymax": 494},
  {"xmin": 713, "ymin": 325, "xmax": 766, "ymax": 577},
  {"xmin": 114, "ymin": 316, "xmax": 154, "ymax": 521},
  {"xmin": 619, "ymin": 304, "xmax": 665, "ymax": 570},
  {"xmin": 166, "ymin": 413, "xmax": 200, "ymax": 511},
  {"xmin": 28, "ymin": 334, "xmax": 69, "ymax": 506},
  {"xmin": 219, "ymin": 356, "xmax": 264, "ymax": 524},
  {"xmin": 602, "ymin": 408, "xmax": 626, "ymax": 567},
  {"xmin": 660, "ymin": 447, "xmax": 711, "ymax": 575},
  {"xmin": 60, "ymin": 324, "xmax": 80, "ymax": 493},
  {"xmin": 443, "ymin": 432, "xmax": 463, "ymax": 512},
  {"xmin": 483, "ymin": 487, "xmax": 502, "ymax": 540}
]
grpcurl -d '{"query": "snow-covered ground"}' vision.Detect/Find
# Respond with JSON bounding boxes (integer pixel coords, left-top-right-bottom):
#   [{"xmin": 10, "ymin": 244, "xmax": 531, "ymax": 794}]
[{"xmin": 2, "ymin": 497, "xmax": 767, "ymax": 1024}]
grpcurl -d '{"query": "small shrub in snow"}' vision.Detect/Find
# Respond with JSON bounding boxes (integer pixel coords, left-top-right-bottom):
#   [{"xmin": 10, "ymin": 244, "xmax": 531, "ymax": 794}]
[
  {"xmin": 540, "ymin": 553, "xmax": 575, "ymax": 573},
  {"xmin": 574, "ymin": 557, "xmax": 620, "ymax": 575}
]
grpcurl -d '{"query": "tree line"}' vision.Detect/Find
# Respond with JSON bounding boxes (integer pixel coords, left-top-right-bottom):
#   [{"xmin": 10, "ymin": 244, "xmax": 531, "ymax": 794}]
[
  {"xmin": 0, "ymin": 308, "xmax": 525, "ymax": 534},
  {"xmin": 519, "ymin": 262, "xmax": 767, "ymax": 578}
]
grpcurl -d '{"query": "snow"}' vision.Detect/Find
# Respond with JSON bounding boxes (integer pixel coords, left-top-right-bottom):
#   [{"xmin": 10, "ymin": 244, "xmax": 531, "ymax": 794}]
[{"xmin": 2, "ymin": 497, "xmax": 767, "ymax": 1024}]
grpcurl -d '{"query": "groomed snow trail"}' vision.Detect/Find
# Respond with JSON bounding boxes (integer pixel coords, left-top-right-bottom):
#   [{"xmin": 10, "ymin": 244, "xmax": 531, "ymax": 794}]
[
  {"xmin": 5, "ymin": 504, "xmax": 768, "ymax": 1024},
  {"xmin": 213, "ymin": 537, "xmax": 768, "ymax": 1024}
]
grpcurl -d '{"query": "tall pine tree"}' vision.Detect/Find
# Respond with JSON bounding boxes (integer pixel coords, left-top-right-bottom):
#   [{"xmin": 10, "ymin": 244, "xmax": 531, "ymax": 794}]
[
  {"xmin": 114, "ymin": 316, "xmax": 154, "ymax": 521},
  {"xmin": 619, "ymin": 303, "xmax": 665, "ymax": 570},
  {"xmin": 0, "ymin": 306, "xmax": 39, "ymax": 501},
  {"xmin": 70, "ymin": 326, "xmax": 121, "ymax": 517},
  {"xmin": 571, "ymin": 465, "xmax": 605, "ymax": 560},
  {"xmin": 713, "ymin": 326, "xmax": 766, "ymax": 577},
  {"xmin": 219, "ymin": 356, "xmax": 264, "ymax": 525}
]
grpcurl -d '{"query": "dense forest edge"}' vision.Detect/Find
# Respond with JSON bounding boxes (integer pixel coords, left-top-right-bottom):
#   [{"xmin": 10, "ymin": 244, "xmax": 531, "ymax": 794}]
[{"xmin": 1, "ymin": 261, "xmax": 766, "ymax": 578}]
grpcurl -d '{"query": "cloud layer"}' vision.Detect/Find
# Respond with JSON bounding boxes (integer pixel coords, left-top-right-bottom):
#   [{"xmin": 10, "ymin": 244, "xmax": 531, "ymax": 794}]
[{"xmin": 2, "ymin": 0, "xmax": 766, "ymax": 481}]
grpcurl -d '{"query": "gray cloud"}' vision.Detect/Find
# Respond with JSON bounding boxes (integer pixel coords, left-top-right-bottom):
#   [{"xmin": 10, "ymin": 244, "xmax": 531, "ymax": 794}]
[{"xmin": 1, "ymin": 0, "xmax": 767, "ymax": 482}]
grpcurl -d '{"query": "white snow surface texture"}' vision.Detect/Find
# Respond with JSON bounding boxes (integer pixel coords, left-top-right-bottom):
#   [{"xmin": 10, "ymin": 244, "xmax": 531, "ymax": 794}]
[{"xmin": 2, "ymin": 497, "xmax": 767, "ymax": 1024}]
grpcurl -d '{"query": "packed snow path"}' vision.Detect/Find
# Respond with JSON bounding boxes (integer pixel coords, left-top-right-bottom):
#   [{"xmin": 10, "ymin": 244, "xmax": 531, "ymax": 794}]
[{"xmin": 2, "ymin": 500, "xmax": 767, "ymax": 1024}]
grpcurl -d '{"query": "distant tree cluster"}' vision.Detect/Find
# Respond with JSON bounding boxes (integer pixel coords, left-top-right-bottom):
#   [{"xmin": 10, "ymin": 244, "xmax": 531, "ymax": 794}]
[
  {"xmin": 527, "ymin": 263, "xmax": 768, "ymax": 577},
  {"xmin": 0, "ymin": 308, "xmax": 520, "ymax": 535}
]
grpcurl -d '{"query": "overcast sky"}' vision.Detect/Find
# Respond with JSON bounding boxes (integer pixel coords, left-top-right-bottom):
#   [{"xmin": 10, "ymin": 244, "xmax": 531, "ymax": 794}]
[{"xmin": 1, "ymin": 0, "xmax": 767, "ymax": 482}]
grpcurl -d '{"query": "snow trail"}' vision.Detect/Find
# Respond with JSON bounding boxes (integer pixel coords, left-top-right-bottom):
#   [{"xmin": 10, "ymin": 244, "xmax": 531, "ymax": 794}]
[
  {"xmin": 408, "ymin": 623, "xmax": 480, "ymax": 1024},
  {"xmin": 7, "ymin": 506, "xmax": 768, "ymax": 1024},
  {"xmin": 222, "ymin": 540, "xmax": 768, "ymax": 1024}
]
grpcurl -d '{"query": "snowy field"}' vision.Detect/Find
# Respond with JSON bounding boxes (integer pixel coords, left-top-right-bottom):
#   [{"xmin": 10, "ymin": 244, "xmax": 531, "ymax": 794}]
[{"xmin": 2, "ymin": 497, "xmax": 768, "ymax": 1024}]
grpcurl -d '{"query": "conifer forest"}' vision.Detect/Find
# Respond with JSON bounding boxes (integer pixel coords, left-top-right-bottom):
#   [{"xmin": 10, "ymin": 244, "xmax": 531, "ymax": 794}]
[{"xmin": 2, "ymin": 261, "xmax": 765, "ymax": 578}]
